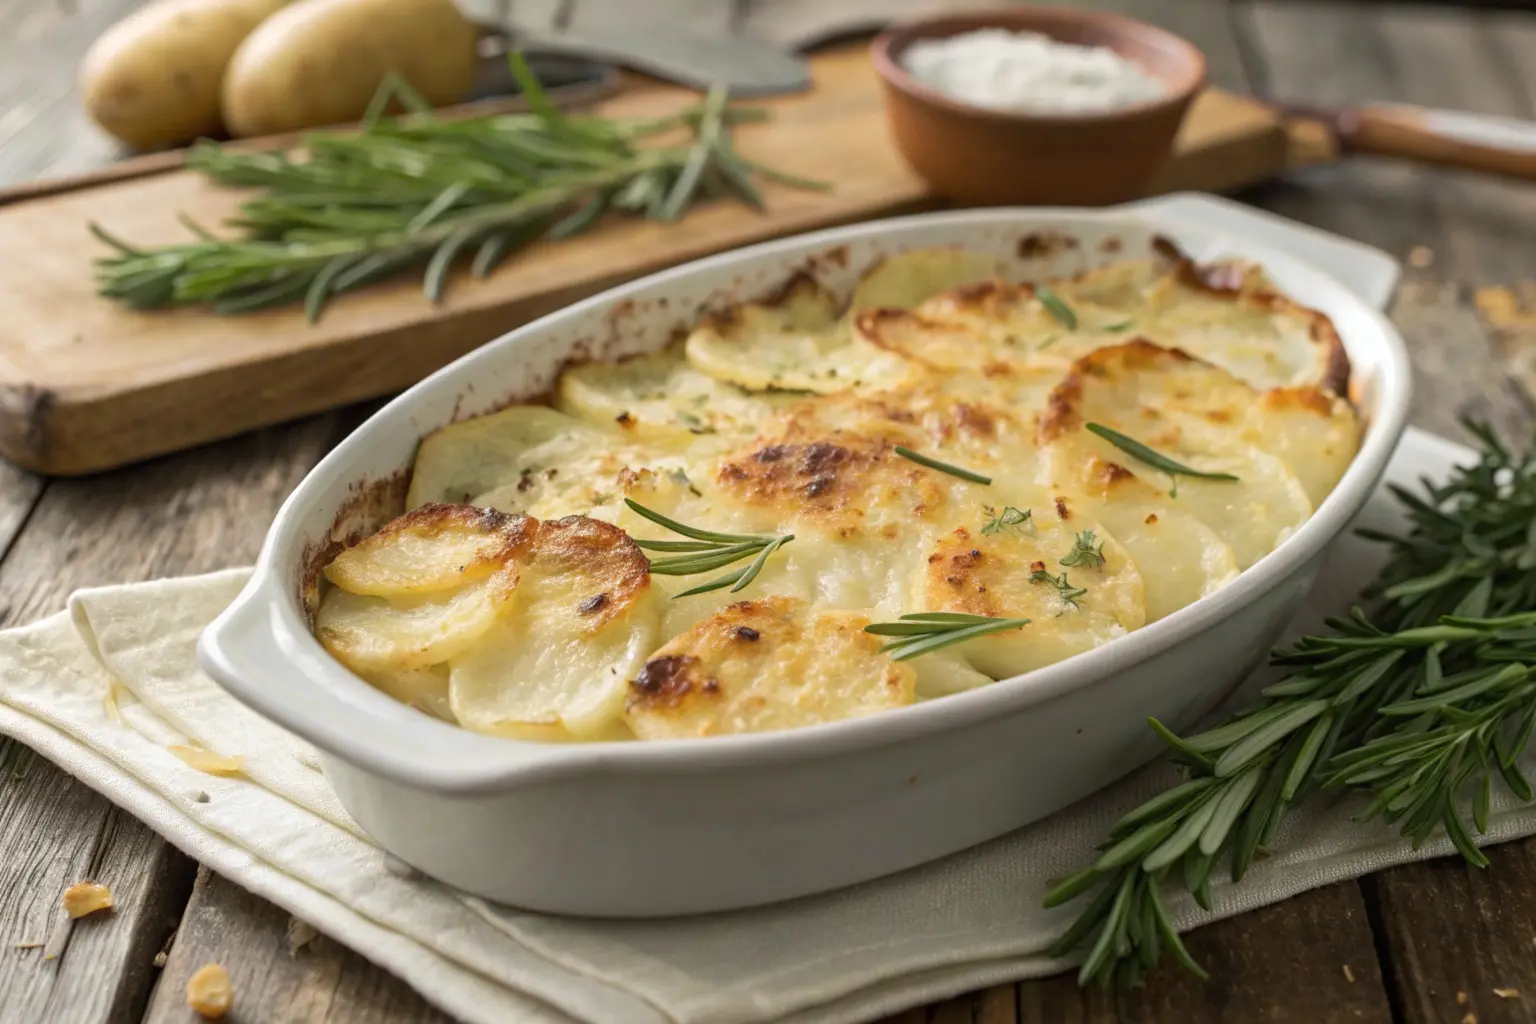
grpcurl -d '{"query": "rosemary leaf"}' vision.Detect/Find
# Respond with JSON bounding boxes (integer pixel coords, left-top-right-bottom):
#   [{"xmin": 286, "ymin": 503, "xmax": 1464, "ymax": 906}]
[
  {"xmin": 893, "ymin": 446, "xmax": 992, "ymax": 484},
  {"xmin": 1035, "ymin": 284, "xmax": 1078, "ymax": 329},
  {"xmin": 1085, "ymin": 423, "xmax": 1240, "ymax": 497}
]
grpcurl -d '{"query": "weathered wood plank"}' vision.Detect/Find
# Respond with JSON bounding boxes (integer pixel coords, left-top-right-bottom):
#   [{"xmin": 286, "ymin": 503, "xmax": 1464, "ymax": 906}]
[
  {"xmin": 1362, "ymin": 851, "xmax": 1536, "ymax": 1024},
  {"xmin": 881, "ymin": 984, "xmax": 1017, "ymax": 1024},
  {"xmin": 0, "ymin": 0, "xmax": 143, "ymax": 183},
  {"xmin": 0, "ymin": 410, "xmax": 356, "ymax": 1023},
  {"xmin": 143, "ymin": 870, "xmax": 453, "ymax": 1024}
]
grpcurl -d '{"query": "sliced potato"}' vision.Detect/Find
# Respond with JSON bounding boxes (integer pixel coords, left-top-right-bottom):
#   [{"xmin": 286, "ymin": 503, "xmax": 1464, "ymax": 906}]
[
  {"xmin": 407, "ymin": 405, "xmax": 612, "ymax": 510},
  {"xmin": 316, "ymin": 569, "xmax": 516, "ymax": 672},
  {"xmin": 625, "ymin": 597, "xmax": 915, "ymax": 739},
  {"xmin": 1246, "ymin": 387, "xmax": 1360, "ymax": 507},
  {"xmin": 1038, "ymin": 440, "xmax": 1239, "ymax": 621},
  {"xmin": 556, "ymin": 343, "xmax": 792, "ymax": 443},
  {"xmin": 323, "ymin": 504, "xmax": 535, "ymax": 597},
  {"xmin": 915, "ymin": 510, "xmax": 1146, "ymax": 679},
  {"xmin": 684, "ymin": 275, "xmax": 913, "ymax": 394},
  {"xmin": 355, "ymin": 663, "xmax": 453, "ymax": 721},
  {"xmin": 1039, "ymin": 341, "xmax": 1314, "ymax": 568},
  {"xmin": 845, "ymin": 248, "xmax": 1016, "ymax": 312},
  {"xmin": 450, "ymin": 517, "xmax": 661, "ymax": 740}
]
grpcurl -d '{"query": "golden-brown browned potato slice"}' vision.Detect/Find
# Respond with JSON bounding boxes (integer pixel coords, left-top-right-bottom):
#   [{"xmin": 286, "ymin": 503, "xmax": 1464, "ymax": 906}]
[
  {"xmin": 316, "ymin": 569, "xmax": 517, "ymax": 673},
  {"xmin": 449, "ymin": 516, "xmax": 663, "ymax": 741},
  {"xmin": 1039, "ymin": 342, "xmax": 1313, "ymax": 570},
  {"xmin": 915, "ymin": 509, "xmax": 1146, "ymax": 679},
  {"xmin": 1037, "ymin": 442, "xmax": 1239, "ymax": 621},
  {"xmin": 322, "ymin": 504, "xmax": 536, "ymax": 598},
  {"xmin": 624, "ymin": 596, "xmax": 916, "ymax": 739},
  {"xmin": 1140, "ymin": 275, "xmax": 1349, "ymax": 393}
]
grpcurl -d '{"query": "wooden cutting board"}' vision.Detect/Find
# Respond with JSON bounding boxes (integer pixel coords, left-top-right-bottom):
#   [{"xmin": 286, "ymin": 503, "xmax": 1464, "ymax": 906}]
[{"xmin": 0, "ymin": 45, "xmax": 1287, "ymax": 476}]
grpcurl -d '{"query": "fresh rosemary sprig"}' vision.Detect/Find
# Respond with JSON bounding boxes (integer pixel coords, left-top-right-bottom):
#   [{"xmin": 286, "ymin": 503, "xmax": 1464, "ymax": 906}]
[
  {"xmin": 893, "ymin": 446, "xmax": 992, "ymax": 485},
  {"xmin": 1035, "ymin": 284, "xmax": 1078, "ymax": 329},
  {"xmin": 1060, "ymin": 530, "xmax": 1105, "ymax": 570},
  {"xmin": 865, "ymin": 612, "xmax": 1030, "ymax": 661},
  {"xmin": 1085, "ymin": 423, "xmax": 1240, "ymax": 498},
  {"xmin": 1044, "ymin": 419, "xmax": 1536, "ymax": 989},
  {"xmin": 1029, "ymin": 568, "xmax": 1087, "ymax": 612},
  {"xmin": 623, "ymin": 499, "xmax": 792, "ymax": 598},
  {"xmin": 982, "ymin": 505, "xmax": 1032, "ymax": 535},
  {"xmin": 90, "ymin": 57, "xmax": 828, "ymax": 321}
]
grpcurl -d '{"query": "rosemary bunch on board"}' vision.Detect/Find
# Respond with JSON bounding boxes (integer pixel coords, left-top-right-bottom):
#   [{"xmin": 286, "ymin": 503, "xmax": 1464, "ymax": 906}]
[
  {"xmin": 90, "ymin": 58, "xmax": 828, "ymax": 321},
  {"xmin": 1045, "ymin": 420, "xmax": 1536, "ymax": 989}
]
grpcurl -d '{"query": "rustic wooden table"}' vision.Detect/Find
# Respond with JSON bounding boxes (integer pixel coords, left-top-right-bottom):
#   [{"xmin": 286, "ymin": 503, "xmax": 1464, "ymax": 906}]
[{"xmin": 2, "ymin": 0, "xmax": 1535, "ymax": 1021}]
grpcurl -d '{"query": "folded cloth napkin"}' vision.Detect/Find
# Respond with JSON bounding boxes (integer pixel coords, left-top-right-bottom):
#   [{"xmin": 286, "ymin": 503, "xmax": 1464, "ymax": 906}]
[{"xmin": 4, "ymin": 425, "xmax": 1535, "ymax": 1024}]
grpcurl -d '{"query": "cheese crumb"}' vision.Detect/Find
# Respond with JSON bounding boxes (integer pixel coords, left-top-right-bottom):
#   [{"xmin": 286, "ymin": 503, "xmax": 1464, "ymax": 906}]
[
  {"xmin": 61, "ymin": 881, "xmax": 114, "ymax": 919},
  {"xmin": 187, "ymin": 963, "xmax": 234, "ymax": 1019},
  {"xmin": 903, "ymin": 29, "xmax": 1165, "ymax": 115},
  {"xmin": 1494, "ymin": 988, "xmax": 1520, "ymax": 999},
  {"xmin": 168, "ymin": 744, "xmax": 245, "ymax": 777},
  {"xmin": 1342, "ymin": 964, "xmax": 1355, "ymax": 983}
]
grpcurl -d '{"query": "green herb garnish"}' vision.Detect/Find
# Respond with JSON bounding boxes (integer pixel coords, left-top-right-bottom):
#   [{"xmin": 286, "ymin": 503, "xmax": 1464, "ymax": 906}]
[
  {"xmin": 1044, "ymin": 420, "xmax": 1536, "ymax": 990},
  {"xmin": 893, "ymin": 446, "xmax": 992, "ymax": 485},
  {"xmin": 1085, "ymin": 422, "xmax": 1240, "ymax": 498},
  {"xmin": 624, "ymin": 499, "xmax": 792, "ymax": 597},
  {"xmin": 1060, "ymin": 530, "xmax": 1106, "ymax": 570},
  {"xmin": 1104, "ymin": 320, "xmax": 1134, "ymax": 332},
  {"xmin": 982, "ymin": 505, "xmax": 1032, "ymax": 535},
  {"xmin": 90, "ymin": 57, "xmax": 828, "ymax": 322},
  {"xmin": 1029, "ymin": 568, "xmax": 1087, "ymax": 611},
  {"xmin": 864, "ymin": 612, "xmax": 1030, "ymax": 660},
  {"xmin": 1035, "ymin": 284, "xmax": 1078, "ymax": 329}
]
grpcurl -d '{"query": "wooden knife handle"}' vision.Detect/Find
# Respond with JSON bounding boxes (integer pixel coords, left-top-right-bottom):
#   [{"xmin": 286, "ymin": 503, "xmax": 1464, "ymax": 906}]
[{"xmin": 1337, "ymin": 106, "xmax": 1536, "ymax": 182}]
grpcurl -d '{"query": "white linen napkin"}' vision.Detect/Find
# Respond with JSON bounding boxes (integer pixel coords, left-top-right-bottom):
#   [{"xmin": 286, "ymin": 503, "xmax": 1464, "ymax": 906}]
[{"xmin": 3, "ymin": 425, "xmax": 1534, "ymax": 1024}]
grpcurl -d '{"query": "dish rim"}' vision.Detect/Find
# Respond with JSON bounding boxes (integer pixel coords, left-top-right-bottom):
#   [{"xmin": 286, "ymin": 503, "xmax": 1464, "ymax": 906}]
[{"xmin": 198, "ymin": 204, "xmax": 1413, "ymax": 792}]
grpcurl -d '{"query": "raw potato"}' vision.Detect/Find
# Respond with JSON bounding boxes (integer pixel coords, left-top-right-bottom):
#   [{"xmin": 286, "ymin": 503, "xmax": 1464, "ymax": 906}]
[
  {"xmin": 222, "ymin": 0, "xmax": 479, "ymax": 138},
  {"xmin": 79, "ymin": 0, "xmax": 290, "ymax": 149}
]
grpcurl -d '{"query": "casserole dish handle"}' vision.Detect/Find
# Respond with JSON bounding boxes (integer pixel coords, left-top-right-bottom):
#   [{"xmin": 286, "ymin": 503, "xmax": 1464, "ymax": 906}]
[{"xmin": 197, "ymin": 578, "xmax": 537, "ymax": 789}]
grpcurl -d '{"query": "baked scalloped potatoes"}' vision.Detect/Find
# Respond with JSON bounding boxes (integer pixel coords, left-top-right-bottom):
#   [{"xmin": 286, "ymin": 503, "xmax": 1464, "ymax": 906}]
[{"xmin": 313, "ymin": 237, "xmax": 1360, "ymax": 741}]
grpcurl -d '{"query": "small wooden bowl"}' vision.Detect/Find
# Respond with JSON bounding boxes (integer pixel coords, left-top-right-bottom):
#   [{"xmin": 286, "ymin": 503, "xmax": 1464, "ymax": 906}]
[{"xmin": 871, "ymin": 8, "xmax": 1206, "ymax": 206}]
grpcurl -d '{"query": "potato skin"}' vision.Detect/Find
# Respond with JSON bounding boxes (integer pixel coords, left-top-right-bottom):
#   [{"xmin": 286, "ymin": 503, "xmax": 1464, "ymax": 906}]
[
  {"xmin": 221, "ymin": 0, "xmax": 479, "ymax": 138},
  {"xmin": 79, "ymin": 0, "xmax": 290, "ymax": 149}
]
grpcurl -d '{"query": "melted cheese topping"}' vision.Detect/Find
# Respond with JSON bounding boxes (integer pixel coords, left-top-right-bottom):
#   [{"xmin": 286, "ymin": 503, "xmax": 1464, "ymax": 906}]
[{"xmin": 317, "ymin": 242, "xmax": 1360, "ymax": 741}]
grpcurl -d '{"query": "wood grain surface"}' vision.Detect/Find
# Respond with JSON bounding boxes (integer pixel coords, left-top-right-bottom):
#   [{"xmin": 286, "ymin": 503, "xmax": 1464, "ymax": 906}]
[{"xmin": 0, "ymin": 1, "xmax": 1533, "ymax": 1023}]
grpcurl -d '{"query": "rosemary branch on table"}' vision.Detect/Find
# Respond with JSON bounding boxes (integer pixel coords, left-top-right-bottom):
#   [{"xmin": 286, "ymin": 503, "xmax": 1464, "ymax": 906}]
[
  {"xmin": 623, "ymin": 499, "xmax": 793, "ymax": 598},
  {"xmin": 1044, "ymin": 420, "xmax": 1536, "ymax": 989},
  {"xmin": 90, "ymin": 58, "xmax": 828, "ymax": 322}
]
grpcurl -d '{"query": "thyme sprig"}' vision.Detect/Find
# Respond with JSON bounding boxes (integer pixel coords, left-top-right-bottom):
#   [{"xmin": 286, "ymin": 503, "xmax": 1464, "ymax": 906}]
[
  {"xmin": 623, "ymin": 499, "xmax": 792, "ymax": 598},
  {"xmin": 1085, "ymin": 423, "xmax": 1240, "ymax": 498},
  {"xmin": 91, "ymin": 57, "xmax": 828, "ymax": 321},
  {"xmin": 1061, "ymin": 530, "xmax": 1106, "ymax": 570},
  {"xmin": 1044, "ymin": 419, "xmax": 1536, "ymax": 989},
  {"xmin": 982, "ymin": 505, "xmax": 1032, "ymax": 535},
  {"xmin": 1030, "ymin": 568, "xmax": 1087, "ymax": 611},
  {"xmin": 865, "ymin": 612, "xmax": 1031, "ymax": 661}
]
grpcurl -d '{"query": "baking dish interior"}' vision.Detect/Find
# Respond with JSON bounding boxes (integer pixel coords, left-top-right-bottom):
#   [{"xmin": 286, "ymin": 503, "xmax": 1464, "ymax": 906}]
[{"xmin": 200, "ymin": 206, "xmax": 1412, "ymax": 790}]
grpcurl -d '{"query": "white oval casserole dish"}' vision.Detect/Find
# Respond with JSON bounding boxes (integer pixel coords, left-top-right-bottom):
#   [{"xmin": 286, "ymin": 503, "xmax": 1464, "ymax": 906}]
[{"xmin": 199, "ymin": 200, "xmax": 1412, "ymax": 917}]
